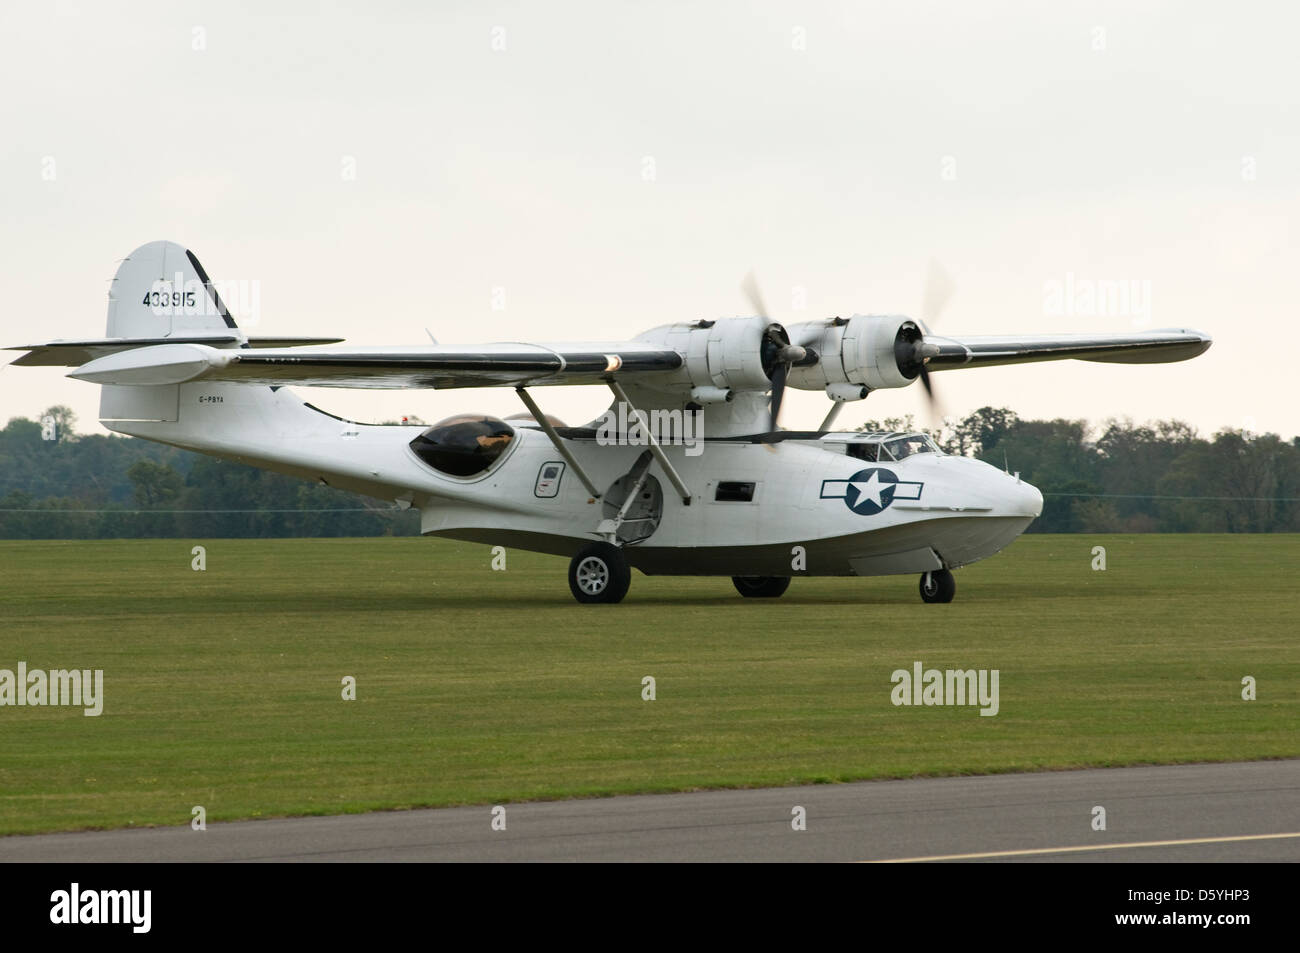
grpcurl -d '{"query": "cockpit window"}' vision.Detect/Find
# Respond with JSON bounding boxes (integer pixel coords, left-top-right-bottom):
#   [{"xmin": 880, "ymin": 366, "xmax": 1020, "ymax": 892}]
[
  {"xmin": 409, "ymin": 414, "xmax": 515, "ymax": 476},
  {"xmin": 847, "ymin": 442, "xmax": 880, "ymax": 462},
  {"xmin": 881, "ymin": 434, "xmax": 940, "ymax": 461}
]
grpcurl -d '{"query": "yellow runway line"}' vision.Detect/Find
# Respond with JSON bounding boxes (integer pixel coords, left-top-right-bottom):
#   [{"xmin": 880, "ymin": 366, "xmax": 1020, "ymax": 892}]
[{"xmin": 866, "ymin": 831, "xmax": 1300, "ymax": 863}]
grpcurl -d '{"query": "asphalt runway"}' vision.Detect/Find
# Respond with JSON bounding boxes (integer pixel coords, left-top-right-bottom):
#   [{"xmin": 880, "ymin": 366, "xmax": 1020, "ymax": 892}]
[{"xmin": 3, "ymin": 760, "xmax": 1297, "ymax": 862}]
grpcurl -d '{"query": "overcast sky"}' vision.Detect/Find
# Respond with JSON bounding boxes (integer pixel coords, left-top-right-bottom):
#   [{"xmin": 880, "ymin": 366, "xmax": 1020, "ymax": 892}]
[{"xmin": 2, "ymin": 1, "xmax": 1296, "ymax": 439}]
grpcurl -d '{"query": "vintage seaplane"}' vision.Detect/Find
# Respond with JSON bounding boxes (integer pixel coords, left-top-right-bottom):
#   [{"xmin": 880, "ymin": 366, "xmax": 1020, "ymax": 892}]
[{"xmin": 6, "ymin": 241, "xmax": 1211, "ymax": 603}]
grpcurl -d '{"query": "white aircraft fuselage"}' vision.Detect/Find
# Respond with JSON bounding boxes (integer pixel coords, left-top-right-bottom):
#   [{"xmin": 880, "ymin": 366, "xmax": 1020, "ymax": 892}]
[{"xmin": 106, "ymin": 380, "xmax": 1041, "ymax": 579}]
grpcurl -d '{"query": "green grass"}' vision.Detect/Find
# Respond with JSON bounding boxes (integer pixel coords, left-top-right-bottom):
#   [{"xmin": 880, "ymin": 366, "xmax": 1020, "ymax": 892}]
[{"xmin": 0, "ymin": 535, "xmax": 1296, "ymax": 835}]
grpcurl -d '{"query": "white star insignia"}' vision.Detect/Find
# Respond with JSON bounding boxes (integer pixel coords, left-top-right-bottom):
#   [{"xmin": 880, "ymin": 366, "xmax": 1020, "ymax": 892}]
[{"xmin": 851, "ymin": 471, "xmax": 888, "ymax": 508}]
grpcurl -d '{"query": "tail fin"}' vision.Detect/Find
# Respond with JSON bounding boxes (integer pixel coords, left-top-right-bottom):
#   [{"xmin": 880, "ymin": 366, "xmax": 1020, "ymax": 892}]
[
  {"xmin": 6, "ymin": 240, "xmax": 341, "ymax": 434},
  {"xmin": 102, "ymin": 241, "xmax": 239, "ymax": 423},
  {"xmin": 106, "ymin": 240, "xmax": 238, "ymax": 339}
]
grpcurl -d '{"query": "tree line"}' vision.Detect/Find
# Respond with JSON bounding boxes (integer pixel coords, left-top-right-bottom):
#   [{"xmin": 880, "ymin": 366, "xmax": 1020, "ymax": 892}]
[
  {"xmin": 859, "ymin": 408, "xmax": 1299, "ymax": 533},
  {"xmin": 0, "ymin": 408, "xmax": 418, "ymax": 539},
  {"xmin": 1, "ymin": 406, "xmax": 1297, "ymax": 538}
]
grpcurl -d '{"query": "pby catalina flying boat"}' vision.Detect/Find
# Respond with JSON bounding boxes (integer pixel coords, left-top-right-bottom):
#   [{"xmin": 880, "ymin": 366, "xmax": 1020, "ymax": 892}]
[{"xmin": 7, "ymin": 241, "xmax": 1211, "ymax": 604}]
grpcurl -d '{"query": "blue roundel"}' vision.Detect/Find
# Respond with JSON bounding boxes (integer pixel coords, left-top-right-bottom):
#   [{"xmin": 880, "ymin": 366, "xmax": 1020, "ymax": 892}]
[
  {"xmin": 819, "ymin": 467, "xmax": 917, "ymax": 516},
  {"xmin": 843, "ymin": 467, "xmax": 900, "ymax": 515}
]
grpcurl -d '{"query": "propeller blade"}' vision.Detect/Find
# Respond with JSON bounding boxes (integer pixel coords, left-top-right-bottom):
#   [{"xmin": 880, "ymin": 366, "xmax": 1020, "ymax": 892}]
[
  {"xmin": 916, "ymin": 259, "xmax": 955, "ymax": 425},
  {"xmin": 742, "ymin": 273, "xmax": 812, "ymax": 430},
  {"xmin": 917, "ymin": 364, "xmax": 947, "ymax": 428},
  {"xmin": 921, "ymin": 258, "xmax": 956, "ymax": 330},
  {"xmin": 769, "ymin": 362, "xmax": 788, "ymax": 432},
  {"xmin": 741, "ymin": 271, "xmax": 771, "ymax": 320}
]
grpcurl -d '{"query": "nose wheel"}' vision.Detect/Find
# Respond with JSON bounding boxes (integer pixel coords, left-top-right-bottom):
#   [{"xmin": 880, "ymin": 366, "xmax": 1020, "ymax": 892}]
[
  {"xmin": 919, "ymin": 568, "xmax": 955, "ymax": 603},
  {"xmin": 569, "ymin": 542, "xmax": 632, "ymax": 604}
]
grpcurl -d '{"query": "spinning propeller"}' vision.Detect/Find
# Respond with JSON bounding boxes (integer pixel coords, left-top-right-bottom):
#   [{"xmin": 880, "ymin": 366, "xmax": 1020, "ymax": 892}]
[
  {"xmin": 741, "ymin": 272, "xmax": 813, "ymax": 431},
  {"xmin": 914, "ymin": 258, "xmax": 955, "ymax": 420}
]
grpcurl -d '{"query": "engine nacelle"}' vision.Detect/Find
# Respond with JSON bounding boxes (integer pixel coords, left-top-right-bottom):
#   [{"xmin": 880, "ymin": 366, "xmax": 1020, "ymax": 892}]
[
  {"xmin": 785, "ymin": 314, "xmax": 924, "ymax": 392},
  {"xmin": 635, "ymin": 316, "xmax": 785, "ymax": 393}
]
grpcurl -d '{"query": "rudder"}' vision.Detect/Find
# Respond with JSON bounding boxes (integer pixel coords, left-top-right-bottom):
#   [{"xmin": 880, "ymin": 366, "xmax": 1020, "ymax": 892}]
[{"xmin": 106, "ymin": 240, "xmax": 238, "ymax": 339}]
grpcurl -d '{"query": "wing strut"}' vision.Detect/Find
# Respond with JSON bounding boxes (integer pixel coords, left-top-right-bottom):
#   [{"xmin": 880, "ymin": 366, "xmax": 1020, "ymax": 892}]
[
  {"xmin": 514, "ymin": 387, "xmax": 603, "ymax": 500},
  {"xmin": 818, "ymin": 401, "xmax": 845, "ymax": 433},
  {"xmin": 608, "ymin": 381, "xmax": 692, "ymax": 505}
]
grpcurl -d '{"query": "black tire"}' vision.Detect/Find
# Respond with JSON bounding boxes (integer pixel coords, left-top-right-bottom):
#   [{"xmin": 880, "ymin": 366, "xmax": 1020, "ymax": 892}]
[
  {"xmin": 569, "ymin": 542, "xmax": 631, "ymax": 604},
  {"xmin": 919, "ymin": 568, "xmax": 955, "ymax": 603},
  {"xmin": 732, "ymin": 576, "xmax": 792, "ymax": 599}
]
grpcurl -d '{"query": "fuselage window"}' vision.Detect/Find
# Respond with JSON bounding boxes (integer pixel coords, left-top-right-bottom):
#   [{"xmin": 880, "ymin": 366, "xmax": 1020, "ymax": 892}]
[
  {"xmin": 409, "ymin": 415, "xmax": 515, "ymax": 476},
  {"xmin": 715, "ymin": 481, "xmax": 756, "ymax": 502}
]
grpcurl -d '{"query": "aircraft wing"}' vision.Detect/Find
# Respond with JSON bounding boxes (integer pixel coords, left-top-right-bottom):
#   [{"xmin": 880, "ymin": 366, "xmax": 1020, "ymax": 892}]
[
  {"xmin": 56, "ymin": 341, "xmax": 684, "ymax": 389},
  {"xmin": 921, "ymin": 328, "xmax": 1212, "ymax": 370},
  {"xmin": 10, "ymin": 323, "xmax": 1210, "ymax": 394},
  {"xmin": 5, "ymin": 336, "xmax": 345, "ymax": 367}
]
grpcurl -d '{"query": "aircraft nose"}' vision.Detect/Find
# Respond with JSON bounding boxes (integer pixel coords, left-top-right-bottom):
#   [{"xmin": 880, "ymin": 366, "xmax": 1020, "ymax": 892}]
[{"xmin": 1008, "ymin": 475, "xmax": 1043, "ymax": 517}]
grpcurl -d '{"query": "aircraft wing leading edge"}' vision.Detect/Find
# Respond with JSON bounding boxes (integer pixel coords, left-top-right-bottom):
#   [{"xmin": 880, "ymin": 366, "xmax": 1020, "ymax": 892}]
[
  {"xmin": 923, "ymin": 329, "xmax": 1212, "ymax": 370},
  {"xmin": 58, "ymin": 342, "xmax": 686, "ymax": 389}
]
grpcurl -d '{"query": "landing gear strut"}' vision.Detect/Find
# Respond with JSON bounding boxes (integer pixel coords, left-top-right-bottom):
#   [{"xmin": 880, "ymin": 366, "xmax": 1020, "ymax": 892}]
[
  {"xmin": 569, "ymin": 542, "xmax": 631, "ymax": 604},
  {"xmin": 919, "ymin": 568, "xmax": 955, "ymax": 604},
  {"xmin": 732, "ymin": 576, "xmax": 791, "ymax": 598}
]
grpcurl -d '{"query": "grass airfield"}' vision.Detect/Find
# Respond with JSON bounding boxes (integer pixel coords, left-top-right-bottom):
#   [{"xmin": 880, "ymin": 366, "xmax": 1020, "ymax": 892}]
[{"xmin": 0, "ymin": 534, "xmax": 1296, "ymax": 835}]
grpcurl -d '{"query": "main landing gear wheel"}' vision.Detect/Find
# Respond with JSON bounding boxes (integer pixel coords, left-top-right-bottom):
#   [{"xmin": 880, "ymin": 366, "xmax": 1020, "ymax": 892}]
[
  {"xmin": 569, "ymin": 542, "xmax": 631, "ymax": 605},
  {"xmin": 732, "ymin": 576, "xmax": 792, "ymax": 599},
  {"xmin": 919, "ymin": 568, "xmax": 955, "ymax": 604}
]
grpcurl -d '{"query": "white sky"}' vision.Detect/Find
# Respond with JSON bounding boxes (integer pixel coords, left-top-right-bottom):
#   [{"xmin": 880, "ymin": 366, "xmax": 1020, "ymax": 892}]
[{"xmin": 2, "ymin": 1, "xmax": 1296, "ymax": 438}]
